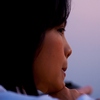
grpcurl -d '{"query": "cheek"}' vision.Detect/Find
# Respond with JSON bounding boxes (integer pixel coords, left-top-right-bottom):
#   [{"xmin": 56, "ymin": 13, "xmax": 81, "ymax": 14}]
[
  {"xmin": 45, "ymin": 35, "xmax": 65, "ymax": 62},
  {"xmin": 34, "ymin": 41, "xmax": 64, "ymax": 78},
  {"xmin": 33, "ymin": 32, "xmax": 66, "ymax": 92},
  {"xmin": 41, "ymin": 37, "xmax": 64, "ymax": 70}
]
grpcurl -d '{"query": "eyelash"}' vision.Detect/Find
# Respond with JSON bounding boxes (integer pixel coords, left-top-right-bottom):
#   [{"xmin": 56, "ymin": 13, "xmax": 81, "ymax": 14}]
[{"xmin": 57, "ymin": 28, "xmax": 65, "ymax": 35}]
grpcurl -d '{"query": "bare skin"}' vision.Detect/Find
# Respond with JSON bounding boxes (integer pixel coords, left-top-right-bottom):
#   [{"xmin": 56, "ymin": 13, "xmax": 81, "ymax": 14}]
[
  {"xmin": 33, "ymin": 23, "xmax": 94, "ymax": 99},
  {"xmin": 49, "ymin": 86, "xmax": 93, "ymax": 100}
]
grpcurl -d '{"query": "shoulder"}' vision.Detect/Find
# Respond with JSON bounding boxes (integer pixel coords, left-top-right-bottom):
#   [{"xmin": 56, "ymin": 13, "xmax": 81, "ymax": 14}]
[
  {"xmin": 0, "ymin": 85, "xmax": 7, "ymax": 92},
  {"xmin": 0, "ymin": 92, "xmax": 58, "ymax": 100},
  {"xmin": 0, "ymin": 85, "xmax": 58, "ymax": 100}
]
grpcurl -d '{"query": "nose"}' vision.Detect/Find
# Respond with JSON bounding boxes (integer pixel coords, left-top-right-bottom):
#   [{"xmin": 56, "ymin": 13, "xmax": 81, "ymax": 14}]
[{"xmin": 64, "ymin": 41, "xmax": 72, "ymax": 58}]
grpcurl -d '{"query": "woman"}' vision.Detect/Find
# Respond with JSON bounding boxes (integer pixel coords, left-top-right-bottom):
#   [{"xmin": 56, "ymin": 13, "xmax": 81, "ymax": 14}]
[{"xmin": 0, "ymin": 0, "xmax": 93, "ymax": 99}]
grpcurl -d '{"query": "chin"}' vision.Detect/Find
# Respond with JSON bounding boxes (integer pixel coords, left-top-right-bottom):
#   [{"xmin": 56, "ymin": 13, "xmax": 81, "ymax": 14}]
[{"xmin": 48, "ymin": 81, "xmax": 65, "ymax": 93}]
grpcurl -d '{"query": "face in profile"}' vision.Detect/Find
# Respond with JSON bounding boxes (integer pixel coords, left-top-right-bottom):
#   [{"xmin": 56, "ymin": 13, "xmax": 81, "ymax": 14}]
[{"xmin": 33, "ymin": 23, "xmax": 72, "ymax": 93}]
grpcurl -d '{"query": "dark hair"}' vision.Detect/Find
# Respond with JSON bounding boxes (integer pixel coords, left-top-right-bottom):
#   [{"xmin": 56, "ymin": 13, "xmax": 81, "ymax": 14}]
[{"xmin": 1, "ymin": 0, "xmax": 71, "ymax": 96}]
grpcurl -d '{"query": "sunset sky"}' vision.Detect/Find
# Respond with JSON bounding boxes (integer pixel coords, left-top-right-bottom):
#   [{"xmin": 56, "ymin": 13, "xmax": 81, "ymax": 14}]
[{"xmin": 65, "ymin": 0, "xmax": 100, "ymax": 99}]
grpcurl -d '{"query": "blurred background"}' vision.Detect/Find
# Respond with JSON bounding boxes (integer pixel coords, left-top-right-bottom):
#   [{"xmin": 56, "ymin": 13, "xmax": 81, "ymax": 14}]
[{"xmin": 64, "ymin": 0, "xmax": 100, "ymax": 99}]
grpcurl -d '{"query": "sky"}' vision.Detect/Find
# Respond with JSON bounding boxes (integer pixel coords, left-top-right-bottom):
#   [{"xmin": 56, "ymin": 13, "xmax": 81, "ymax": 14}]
[{"xmin": 64, "ymin": 0, "xmax": 100, "ymax": 99}]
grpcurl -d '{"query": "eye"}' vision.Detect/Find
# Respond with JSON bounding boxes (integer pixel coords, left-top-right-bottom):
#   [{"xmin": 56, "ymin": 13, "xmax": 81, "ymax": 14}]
[{"xmin": 57, "ymin": 28, "xmax": 65, "ymax": 35}]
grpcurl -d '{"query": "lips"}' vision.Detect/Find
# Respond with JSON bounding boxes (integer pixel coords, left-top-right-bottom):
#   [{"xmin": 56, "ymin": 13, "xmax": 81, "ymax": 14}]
[
  {"xmin": 62, "ymin": 61, "xmax": 67, "ymax": 72},
  {"xmin": 62, "ymin": 67, "xmax": 67, "ymax": 78},
  {"xmin": 62, "ymin": 67, "xmax": 67, "ymax": 72}
]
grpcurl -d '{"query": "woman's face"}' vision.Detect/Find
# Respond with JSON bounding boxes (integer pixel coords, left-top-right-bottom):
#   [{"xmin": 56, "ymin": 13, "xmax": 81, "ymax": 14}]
[{"xmin": 33, "ymin": 23, "xmax": 72, "ymax": 93}]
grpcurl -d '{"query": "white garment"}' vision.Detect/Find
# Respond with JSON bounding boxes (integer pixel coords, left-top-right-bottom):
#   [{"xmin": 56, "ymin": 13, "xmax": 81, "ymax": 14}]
[
  {"xmin": 0, "ymin": 85, "xmax": 7, "ymax": 92},
  {"xmin": 0, "ymin": 85, "xmax": 96, "ymax": 100},
  {"xmin": 0, "ymin": 85, "xmax": 58, "ymax": 100},
  {"xmin": 77, "ymin": 94, "xmax": 95, "ymax": 100}
]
